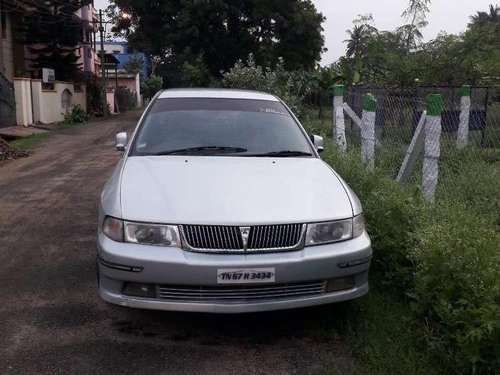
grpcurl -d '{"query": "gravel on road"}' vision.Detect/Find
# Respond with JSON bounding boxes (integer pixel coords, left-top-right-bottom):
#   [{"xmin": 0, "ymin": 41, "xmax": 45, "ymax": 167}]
[{"xmin": 0, "ymin": 112, "xmax": 356, "ymax": 375}]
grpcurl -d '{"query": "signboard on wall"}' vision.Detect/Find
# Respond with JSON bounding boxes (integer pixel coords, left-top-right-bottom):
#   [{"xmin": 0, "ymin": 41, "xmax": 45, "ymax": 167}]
[{"xmin": 42, "ymin": 68, "xmax": 55, "ymax": 83}]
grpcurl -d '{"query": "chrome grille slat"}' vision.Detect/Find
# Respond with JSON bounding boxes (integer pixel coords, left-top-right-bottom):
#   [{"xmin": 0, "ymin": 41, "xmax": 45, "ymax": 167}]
[
  {"xmin": 158, "ymin": 290, "xmax": 325, "ymax": 300},
  {"xmin": 229, "ymin": 226, "xmax": 237, "ymax": 249},
  {"xmin": 160, "ymin": 288, "xmax": 323, "ymax": 298},
  {"xmin": 182, "ymin": 224, "xmax": 304, "ymax": 253},
  {"xmin": 158, "ymin": 281, "xmax": 327, "ymax": 302},
  {"xmin": 159, "ymin": 283, "xmax": 325, "ymax": 294}
]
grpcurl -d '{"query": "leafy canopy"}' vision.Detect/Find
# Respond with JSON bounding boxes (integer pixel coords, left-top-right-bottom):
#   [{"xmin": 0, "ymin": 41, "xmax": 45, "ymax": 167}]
[
  {"xmin": 108, "ymin": 0, "xmax": 325, "ymax": 86},
  {"xmin": 340, "ymin": 3, "xmax": 500, "ymax": 87}
]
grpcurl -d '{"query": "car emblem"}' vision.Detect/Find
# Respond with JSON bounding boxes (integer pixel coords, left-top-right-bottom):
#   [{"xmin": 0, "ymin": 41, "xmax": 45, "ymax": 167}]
[{"xmin": 240, "ymin": 227, "xmax": 251, "ymax": 249}]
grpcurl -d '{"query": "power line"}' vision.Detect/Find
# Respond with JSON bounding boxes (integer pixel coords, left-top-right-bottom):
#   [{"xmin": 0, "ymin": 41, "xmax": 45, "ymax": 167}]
[{"xmin": 2, "ymin": 0, "xmax": 92, "ymax": 22}]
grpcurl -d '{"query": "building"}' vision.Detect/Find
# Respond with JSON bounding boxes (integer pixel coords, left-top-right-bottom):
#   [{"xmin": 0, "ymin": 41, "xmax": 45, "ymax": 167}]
[
  {"xmin": 0, "ymin": 1, "xmax": 103, "ymax": 126},
  {"xmin": 99, "ymin": 40, "xmax": 148, "ymax": 109},
  {"xmin": 1, "ymin": 5, "xmax": 25, "ymax": 126},
  {"xmin": 102, "ymin": 41, "xmax": 149, "ymax": 77},
  {"xmin": 75, "ymin": 2, "xmax": 101, "ymax": 75}
]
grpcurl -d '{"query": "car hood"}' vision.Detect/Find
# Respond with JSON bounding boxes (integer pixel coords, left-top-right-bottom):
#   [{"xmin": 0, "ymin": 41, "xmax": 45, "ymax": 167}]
[{"xmin": 119, "ymin": 156, "xmax": 353, "ymax": 225}]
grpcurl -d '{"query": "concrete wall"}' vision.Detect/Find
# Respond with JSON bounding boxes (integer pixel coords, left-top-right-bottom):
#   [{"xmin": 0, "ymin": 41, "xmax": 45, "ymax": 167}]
[
  {"xmin": 111, "ymin": 73, "xmax": 142, "ymax": 107},
  {"xmin": 74, "ymin": 86, "xmax": 87, "ymax": 109},
  {"xmin": 15, "ymin": 79, "xmax": 87, "ymax": 125},
  {"xmin": 13, "ymin": 78, "xmax": 33, "ymax": 126},
  {"xmin": 34, "ymin": 81, "xmax": 87, "ymax": 124},
  {"xmin": 107, "ymin": 88, "xmax": 116, "ymax": 114}
]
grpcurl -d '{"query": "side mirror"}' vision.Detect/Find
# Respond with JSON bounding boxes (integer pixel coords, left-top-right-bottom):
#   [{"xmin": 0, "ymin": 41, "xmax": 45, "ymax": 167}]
[
  {"xmin": 311, "ymin": 134, "xmax": 324, "ymax": 153},
  {"xmin": 116, "ymin": 132, "xmax": 128, "ymax": 151}
]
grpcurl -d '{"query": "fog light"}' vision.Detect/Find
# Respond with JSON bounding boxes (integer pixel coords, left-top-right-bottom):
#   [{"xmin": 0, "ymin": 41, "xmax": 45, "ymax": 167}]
[
  {"xmin": 326, "ymin": 277, "xmax": 355, "ymax": 292},
  {"xmin": 123, "ymin": 282, "xmax": 157, "ymax": 298}
]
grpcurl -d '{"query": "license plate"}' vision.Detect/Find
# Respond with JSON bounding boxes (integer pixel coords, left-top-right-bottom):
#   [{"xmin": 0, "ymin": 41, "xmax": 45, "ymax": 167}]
[{"xmin": 217, "ymin": 268, "xmax": 276, "ymax": 284}]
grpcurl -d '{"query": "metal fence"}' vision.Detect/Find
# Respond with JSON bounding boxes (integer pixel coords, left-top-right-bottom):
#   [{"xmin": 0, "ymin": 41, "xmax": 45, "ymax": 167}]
[{"xmin": 336, "ymin": 85, "xmax": 499, "ymax": 200}]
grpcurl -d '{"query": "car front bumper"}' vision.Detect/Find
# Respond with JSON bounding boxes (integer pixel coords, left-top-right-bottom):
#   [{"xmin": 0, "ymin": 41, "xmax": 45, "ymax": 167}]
[{"xmin": 97, "ymin": 231, "xmax": 372, "ymax": 313}]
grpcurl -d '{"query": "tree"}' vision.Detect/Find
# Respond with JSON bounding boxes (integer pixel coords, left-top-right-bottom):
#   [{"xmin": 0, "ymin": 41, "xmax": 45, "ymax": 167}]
[
  {"xmin": 343, "ymin": 14, "xmax": 378, "ymax": 83},
  {"xmin": 469, "ymin": 4, "xmax": 500, "ymax": 27},
  {"xmin": 463, "ymin": 4, "xmax": 500, "ymax": 86},
  {"xmin": 123, "ymin": 54, "xmax": 144, "ymax": 76},
  {"xmin": 142, "ymin": 75, "xmax": 163, "ymax": 99},
  {"xmin": 178, "ymin": 55, "xmax": 211, "ymax": 87},
  {"xmin": 400, "ymin": 0, "xmax": 431, "ymax": 52},
  {"xmin": 21, "ymin": 1, "xmax": 89, "ymax": 81},
  {"xmin": 107, "ymin": 0, "xmax": 325, "ymax": 86}
]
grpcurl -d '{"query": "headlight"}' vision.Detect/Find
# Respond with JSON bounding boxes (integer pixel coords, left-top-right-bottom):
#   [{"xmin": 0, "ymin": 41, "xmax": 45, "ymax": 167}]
[
  {"xmin": 352, "ymin": 214, "xmax": 365, "ymax": 238},
  {"xmin": 306, "ymin": 219, "xmax": 352, "ymax": 245},
  {"xmin": 305, "ymin": 214, "xmax": 365, "ymax": 246},
  {"xmin": 103, "ymin": 216, "xmax": 124, "ymax": 242},
  {"xmin": 102, "ymin": 217, "xmax": 181, "ymax": 246},
  {"xmin": 124, "ymin": 222, "xmax": 180, "ymax": 246}
]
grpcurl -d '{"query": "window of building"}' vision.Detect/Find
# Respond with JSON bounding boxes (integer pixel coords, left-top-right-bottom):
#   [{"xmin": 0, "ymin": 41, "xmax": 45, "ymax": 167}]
[{"xmin": 61, "ymin": 89, "xmax": 73, "ymax": 112}]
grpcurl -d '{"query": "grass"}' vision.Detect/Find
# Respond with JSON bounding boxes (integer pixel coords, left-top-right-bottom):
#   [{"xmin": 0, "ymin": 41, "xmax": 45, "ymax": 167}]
[
  {"xmin": 322, "ymin": 289, "xmax": 436, "ymax": 375},
  {"xmin": 301, "ymin": 112, "xmax": 499, "ymax": 374},
  {"xmin": 9, "ymin": 132, "xmax": 51, "ymax": 151},
  {"xmin": 302, "ymin": 113, "xmax": 437, "ymax": 374},
  {"xmin": 307, "ymin": 280, "xmax": 437, "ymax": 375}
]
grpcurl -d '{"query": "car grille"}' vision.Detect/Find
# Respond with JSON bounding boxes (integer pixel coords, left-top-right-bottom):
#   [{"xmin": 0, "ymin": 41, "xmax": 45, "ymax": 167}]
[
  {"xmin": 181, "ymin": 224, "xmax": 305, "ymax": 252},
  {"xmin": 157, "ymin": 280, "xmax": 327, "ymax": 302}
]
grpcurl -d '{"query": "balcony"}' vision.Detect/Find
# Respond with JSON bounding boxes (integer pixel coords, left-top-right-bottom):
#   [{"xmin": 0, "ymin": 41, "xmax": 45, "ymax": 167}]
[{"xmin": 76, "ymin": 5, "xmax": 98, "ymax": 31}]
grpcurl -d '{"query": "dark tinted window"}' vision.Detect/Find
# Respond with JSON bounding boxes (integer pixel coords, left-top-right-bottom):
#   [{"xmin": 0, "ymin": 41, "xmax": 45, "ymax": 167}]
[{"xmin": 132, "ymin": 98, "xmax": 313, "ymax": 157}]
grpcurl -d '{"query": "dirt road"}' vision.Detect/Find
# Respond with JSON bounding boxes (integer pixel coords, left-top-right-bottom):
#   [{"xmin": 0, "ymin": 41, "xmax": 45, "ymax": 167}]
[{"xmin": 0, "ymin": 113, "xmax": 355, "ymax": 374}]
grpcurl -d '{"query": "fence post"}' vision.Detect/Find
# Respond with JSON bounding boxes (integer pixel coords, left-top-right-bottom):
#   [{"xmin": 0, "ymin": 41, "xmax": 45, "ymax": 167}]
[
  {"xmin": 456, "ymin": 84, "xmax": 471, "ymax": 150},
  {"xmin": 333, "ymin": 84, "xmax": 346, "ymax": 151},
  {"xmin": 361, "ymin": 93, "xmax": 376, "ymax": 170},
  {"xmin": 397, "ymin": 110, "xmax": 427, "ymax": 184},
  {"xmin": 422, "ymin": 94, "xmax": 442, "ymax": 201}
]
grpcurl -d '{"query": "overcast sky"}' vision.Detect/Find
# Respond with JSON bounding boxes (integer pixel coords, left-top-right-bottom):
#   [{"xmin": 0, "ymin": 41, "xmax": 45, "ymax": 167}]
[{"xmin": 94, "ymin": 0, "xmax": 494, "ymax": 65}]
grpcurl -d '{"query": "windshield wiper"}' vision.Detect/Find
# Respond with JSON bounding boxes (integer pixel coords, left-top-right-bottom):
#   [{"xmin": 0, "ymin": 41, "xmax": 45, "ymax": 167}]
[
  {"xmin": 244, "ymin": 150, "xmax": 313, "ymax": 157},
  {"xmin": 151, "ymin": 146, "xmax": 248, "ymax": 156}
]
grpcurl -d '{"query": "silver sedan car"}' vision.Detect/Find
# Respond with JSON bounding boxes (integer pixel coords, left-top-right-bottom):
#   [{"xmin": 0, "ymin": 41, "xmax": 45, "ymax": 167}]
[{"xmin": 97, "ymin": 89, "xmax": 372, "ymax": 313}]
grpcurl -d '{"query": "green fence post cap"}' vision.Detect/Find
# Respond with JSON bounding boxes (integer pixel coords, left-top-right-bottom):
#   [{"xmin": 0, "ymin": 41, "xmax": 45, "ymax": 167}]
[
  {"xmin": 363, "ymin": 93, "xmax": 377, "ymax": 112},
  {"xmin": 333, "ymin": 84, "xmax": 344, "ymax": 97},
  {"xmin": 426, "ymin": 94, "xmax": 442, "ymax": 116},
  {"xmin": 460, "ymin": 85, "xmax": 471, "ymax": 97}
]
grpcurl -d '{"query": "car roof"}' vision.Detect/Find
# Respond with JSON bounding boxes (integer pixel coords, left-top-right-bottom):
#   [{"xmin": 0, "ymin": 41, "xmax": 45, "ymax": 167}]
[{"xmin": 157, "ymin": 88, "xmax": 279, "ymax": 102}]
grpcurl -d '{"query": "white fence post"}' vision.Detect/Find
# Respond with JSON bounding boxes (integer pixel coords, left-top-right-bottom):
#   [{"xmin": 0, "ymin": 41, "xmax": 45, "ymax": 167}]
[
  {"xmin": 457, "ymin": 85, "xmax": 471, "ymax": 150},
  {"xmin": 342, "ymin": 102, "xmax": 362, "ymax": 128},
  {"xmin": 335, "ymin": 107, "xmax": 346, "ymax": 151},
  {"xmin": 422, "ymin": 94, "xmax": 442, "ymax": 201},
  {"xmin": 333, "ymin": 84, "xmax": 346, "ymax": 150},
  {"xmin": 361, "ymin": 93, "xmax": 376, "ymax": 170},
  {"xmin": 397, "ymin": 111, "xmax": 427, "ymax": 184}
]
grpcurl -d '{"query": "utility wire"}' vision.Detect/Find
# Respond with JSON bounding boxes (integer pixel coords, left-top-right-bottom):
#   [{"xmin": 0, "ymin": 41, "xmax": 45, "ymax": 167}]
[{"xmin": 2, "ymin": 0, "xmax": 91, "ymax": 22}]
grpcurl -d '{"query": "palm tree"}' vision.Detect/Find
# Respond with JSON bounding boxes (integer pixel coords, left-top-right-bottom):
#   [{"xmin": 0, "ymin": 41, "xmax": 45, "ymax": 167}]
[
  {"xmin": 469, "ymin": 4, "xmax": 500, "ymax": 27},
  {"xmin": 344, "ymin": 22, "xmax": 377, "ymax": 83}
]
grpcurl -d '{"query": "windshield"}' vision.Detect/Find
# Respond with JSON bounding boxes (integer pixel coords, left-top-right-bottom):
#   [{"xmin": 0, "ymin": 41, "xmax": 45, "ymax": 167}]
[{"xmin": 131, "ymin": 98, "xmax": 314, "ymax": 157}]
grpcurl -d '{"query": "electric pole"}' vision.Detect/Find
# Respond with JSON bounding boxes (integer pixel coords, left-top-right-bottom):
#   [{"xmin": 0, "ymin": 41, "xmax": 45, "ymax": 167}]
[{"xmin": 99, "ymin": 9, "xmax": 108, "ymax": 116}]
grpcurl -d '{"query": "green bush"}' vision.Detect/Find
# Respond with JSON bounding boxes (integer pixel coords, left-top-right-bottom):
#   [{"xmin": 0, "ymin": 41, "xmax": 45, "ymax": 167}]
[
  {"xmin": 321, "ymin": 144, "xmax": 420, "ymax": 290},
  {"xmin": 142, "ymin": 75, "xmax": 163, "ymax": 100},
  {"xmin": 220, "ymin": 54, "xmax": 314, "ymax": 118},
  {"xmin": 115, "ymin": 86, "xmax": 135, "ymax": 112},
  {"xmin": 63, "ymin": 105, "xmax": 89, "ymax": 125},
  {"xmin": 411, "ymin": 203, "xmax": 500, "ymax": 373},
  {"xmin": 81, "ymin": 73, "xmax": 105, "ymax": 115},
  {"xmin": 306, "ymin": 129, "xmax": 500, "ymax": 374}
]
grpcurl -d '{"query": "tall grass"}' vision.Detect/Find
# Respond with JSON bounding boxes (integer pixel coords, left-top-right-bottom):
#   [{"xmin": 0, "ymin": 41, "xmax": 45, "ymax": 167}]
[{"xmin": 303, "ymin": 116, "xmax": 500, "ymax": 374}]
